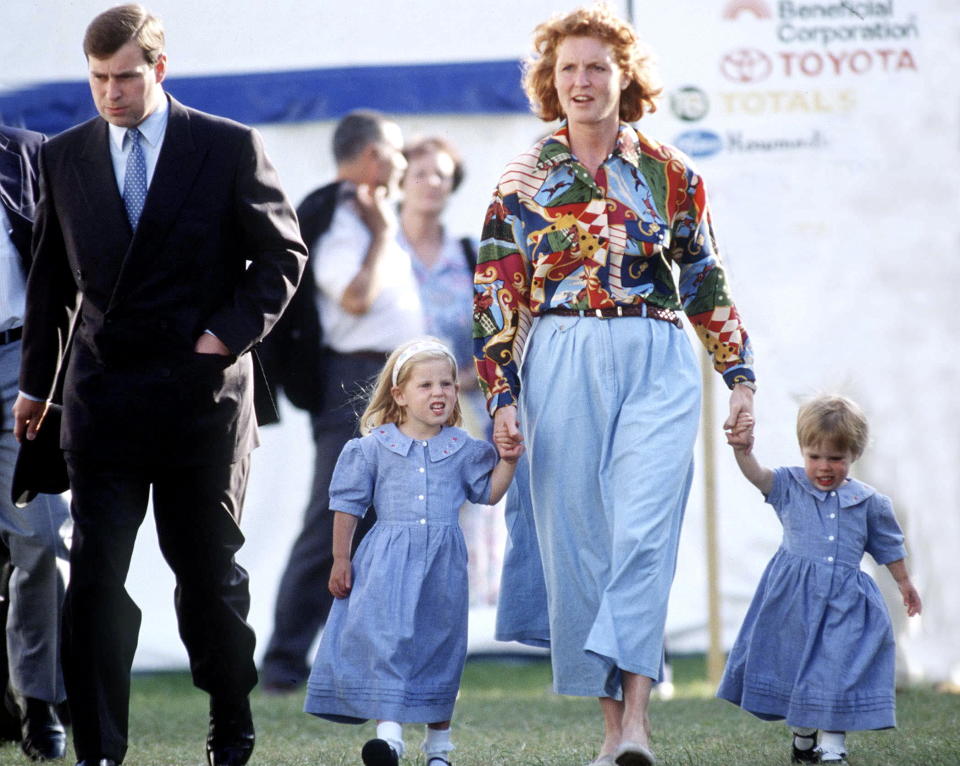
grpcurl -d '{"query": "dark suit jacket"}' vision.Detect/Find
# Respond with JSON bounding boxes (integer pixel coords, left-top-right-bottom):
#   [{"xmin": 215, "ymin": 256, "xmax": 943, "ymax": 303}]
[
  {"xmin": 20, "ymin": 96, "xmax": 307, "ymax": 466},
  {"xmin": 0, "ymin": 125, "xmax": 44, "ymax": 269}
]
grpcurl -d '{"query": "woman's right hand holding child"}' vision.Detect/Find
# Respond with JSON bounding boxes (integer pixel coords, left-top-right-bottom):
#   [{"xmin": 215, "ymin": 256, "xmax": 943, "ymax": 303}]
[{"xmin": 725, "ymin": 411, "xmax": 756, "ymax": 454}]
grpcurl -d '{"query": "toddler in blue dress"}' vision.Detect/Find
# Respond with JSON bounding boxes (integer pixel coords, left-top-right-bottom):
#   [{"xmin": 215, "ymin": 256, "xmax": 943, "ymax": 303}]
[
  {"xmin": 304, "ymin": 338, "xmax": 522, "ymax": 766},
  {"xmin": 718, "ymin": 394, "xmax": 921, "ymax": 765}
]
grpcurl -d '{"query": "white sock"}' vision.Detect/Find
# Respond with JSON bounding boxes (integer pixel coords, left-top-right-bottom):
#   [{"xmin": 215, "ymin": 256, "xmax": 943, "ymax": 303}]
[
  {"xmin": 376, "ymin": 720, "xmax": 405, "ymax": 759},
  {"xmin": 422, "ymin": 726, "xmax": 454, "ymax": 759},
  {"xmin": 818, "ymin": 731, "xmax": 846, "ymax": 758},
  {"xmin": 791, "ymin": 727, "xmax": 817, "ymax": 750}
]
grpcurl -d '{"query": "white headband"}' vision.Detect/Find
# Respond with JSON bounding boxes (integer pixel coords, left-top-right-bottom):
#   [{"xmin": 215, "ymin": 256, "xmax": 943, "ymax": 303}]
[{"xmin": 392, "ymin": 341, "xmax": 457, "ymax": 386}]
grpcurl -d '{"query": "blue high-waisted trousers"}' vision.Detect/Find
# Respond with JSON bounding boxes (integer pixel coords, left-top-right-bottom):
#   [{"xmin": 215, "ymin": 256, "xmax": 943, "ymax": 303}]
[{"xmin": 518, "ymin": 313, "xmax": 701, "ymax": 698}]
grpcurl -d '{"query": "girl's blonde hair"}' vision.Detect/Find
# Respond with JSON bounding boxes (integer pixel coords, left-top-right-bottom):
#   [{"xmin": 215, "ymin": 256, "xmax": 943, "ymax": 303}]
[
  {"xmin": 522, "ymin": 3, "xmax": 662, "ymax": 124},
  {"xmin": 359, "ymin": 337, "xmax": 463, "ymax": 435},
  {"xmin": 796, "ymin": 394, "xmax": 869, "ymax": 460}
]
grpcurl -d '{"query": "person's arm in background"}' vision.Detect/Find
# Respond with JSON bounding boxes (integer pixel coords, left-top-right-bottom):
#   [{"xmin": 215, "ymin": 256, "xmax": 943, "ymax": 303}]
[{"xmin": 339, "ymin": 185, "xmax": 396, "ymax": 315}]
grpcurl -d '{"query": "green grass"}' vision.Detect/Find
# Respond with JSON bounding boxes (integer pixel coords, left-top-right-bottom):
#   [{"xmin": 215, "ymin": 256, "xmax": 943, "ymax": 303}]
[{"xmin": 1, "ymin": 655, "xmax": 957, "ymax": 765}]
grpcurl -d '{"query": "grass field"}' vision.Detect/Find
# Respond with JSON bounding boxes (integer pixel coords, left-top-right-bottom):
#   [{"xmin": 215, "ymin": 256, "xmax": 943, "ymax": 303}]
[{"xmin": 2, "ymin": 655, "xmax": 957, "ymax": 766}]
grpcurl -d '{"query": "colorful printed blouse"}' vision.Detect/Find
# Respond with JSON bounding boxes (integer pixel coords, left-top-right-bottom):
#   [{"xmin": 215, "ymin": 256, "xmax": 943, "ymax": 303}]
[{"xmin": 473, "ymin": 122, "xmax": 755, "ymax": 413}]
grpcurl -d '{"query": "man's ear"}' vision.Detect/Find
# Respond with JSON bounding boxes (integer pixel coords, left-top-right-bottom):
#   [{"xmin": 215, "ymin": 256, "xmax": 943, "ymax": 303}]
[{"xmin": 154, "ymin": 53, "xmax": 168, "ymax": 84}]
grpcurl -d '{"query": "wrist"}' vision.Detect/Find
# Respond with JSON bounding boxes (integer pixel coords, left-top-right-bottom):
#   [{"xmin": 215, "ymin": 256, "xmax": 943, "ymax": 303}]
[{"xmin": 734, "ymin": 380, "xmax": 757, "ymax": 394}]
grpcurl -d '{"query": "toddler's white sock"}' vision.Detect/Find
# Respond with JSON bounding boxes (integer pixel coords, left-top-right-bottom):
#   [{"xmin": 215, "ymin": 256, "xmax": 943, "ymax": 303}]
[
  {"xmin": 818, "ymin": 730, "xmax": 847, "ymax": 760},
  {"xmin": 422, "ymin": 726, "xmax": 454, "ymax": 760},
  {"xmin": 376, "ymin": 720, "xmax": 405, "ymax": 758}
]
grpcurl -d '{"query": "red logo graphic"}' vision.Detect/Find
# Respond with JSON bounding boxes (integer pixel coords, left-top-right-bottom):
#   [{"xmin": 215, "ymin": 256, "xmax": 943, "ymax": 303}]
[
  {"xmin": 722, "ymin": 0, "xmax": 773, "ymax": 19},
  {"xmin": 720, "ymin": 49, "xmax": 773, "ymax": 83}
]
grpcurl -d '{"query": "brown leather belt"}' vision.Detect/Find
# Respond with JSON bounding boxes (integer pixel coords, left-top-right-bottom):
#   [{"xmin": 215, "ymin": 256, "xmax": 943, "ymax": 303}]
[{"xmin": 543, "ymin": 305, "xmax": 682, "ymax": 328}]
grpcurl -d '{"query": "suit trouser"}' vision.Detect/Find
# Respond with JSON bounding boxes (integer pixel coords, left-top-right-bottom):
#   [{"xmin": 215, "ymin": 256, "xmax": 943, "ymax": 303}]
[
  {"xmin": 62, "ymin": 453, "xmax": 257, "ymax": 763},
  {"xmin": 0, "ymin": 339, "xmax": 71, "ymax": 703},
  {"xmin": 260, "ymin": 350, "xmax": 382, "ymax": 687}
]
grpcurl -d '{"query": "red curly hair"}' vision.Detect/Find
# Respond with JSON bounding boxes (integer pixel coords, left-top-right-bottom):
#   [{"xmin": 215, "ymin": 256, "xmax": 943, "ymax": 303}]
[{"xmin": 522, "ymin": 4, "xmax": 662, "ymax": 123}]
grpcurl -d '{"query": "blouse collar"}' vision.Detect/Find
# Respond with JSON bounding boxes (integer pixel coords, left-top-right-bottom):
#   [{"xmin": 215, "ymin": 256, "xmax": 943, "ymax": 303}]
[
  {"xmin": 371, "ymin": 422, "xmax": 468, "ymax": 461},
  {"xmin": 787, "ymin": 466, "xmax": 876, "ymax": 508},
  {"xmin": 536, "ymin": 121, "xmax": 643, "ymax": 172}
]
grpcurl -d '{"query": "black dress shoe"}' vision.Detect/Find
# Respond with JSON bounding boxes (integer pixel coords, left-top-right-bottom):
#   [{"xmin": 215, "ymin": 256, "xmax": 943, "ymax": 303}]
[
  {"xmin": 9, "ymin": 692, "xmax": 66, "ymax": 761},
  {"xmin": 206, "ymin": 696, "xmax": 255, "ymax": 766},
  {"xmin": 361, "ymin": 738, "xmax": 399, "ymax": 766}
]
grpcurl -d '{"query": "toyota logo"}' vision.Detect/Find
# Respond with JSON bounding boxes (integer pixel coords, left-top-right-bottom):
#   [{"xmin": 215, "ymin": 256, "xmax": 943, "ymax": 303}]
[{"xmin": 720, "ymin": 49, "xmax": 773, "ymax": 83}]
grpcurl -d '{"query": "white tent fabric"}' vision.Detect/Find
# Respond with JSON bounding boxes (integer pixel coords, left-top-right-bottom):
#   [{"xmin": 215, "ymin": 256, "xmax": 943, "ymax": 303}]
[{"xmin": 3, "ymin": 0, "xmax": 958, "ymax": 685}]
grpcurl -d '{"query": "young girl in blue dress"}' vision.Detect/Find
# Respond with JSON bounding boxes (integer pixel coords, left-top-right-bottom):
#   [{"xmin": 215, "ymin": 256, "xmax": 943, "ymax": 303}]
[
  {"xmin": 719, "ymin": 394, "xmax": 922, "ymax": 765},
  {"xmin": 304, "ymin": 338, "xmax": 521, "ymax": 766}
]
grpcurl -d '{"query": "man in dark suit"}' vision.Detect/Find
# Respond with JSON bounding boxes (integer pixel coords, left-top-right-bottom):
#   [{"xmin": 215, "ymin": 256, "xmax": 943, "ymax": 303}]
[
  {"xmin": 0, "ymin": 125, "xmax": 71, "ymax": 761},
  {"xmin": 12, "ymin": 6, "xmax": 307, "ymax": 766}
]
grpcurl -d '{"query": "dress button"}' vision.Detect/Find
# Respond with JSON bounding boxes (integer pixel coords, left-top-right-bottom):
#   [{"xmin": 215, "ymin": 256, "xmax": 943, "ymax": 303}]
[
  {"xmin": 828, "ymin": 535, "xmax": 835, "ymax": 541},
  {"xmin": 827, "ymin": 556, "xmax": 834, "ymax": 562},
  {"xmin": 418, "ymin": 467, "xmax": 425, "ymax": 473},
  {"xmin": 418, "ymin": 495, "xmax": 424, "ymax": 500},
  {"xmin": 421, "ymin": 441, "xmax": 427, "ymax": 447},
  {"xmin": 419, "ymin": 518, "xmax": 426, "ymax": 525},
  {"xmin": 830, "ymin": 491, "xmax": 837, "ymax": 496},
  {"xmin": 830, "ymin": 513, "xmax": 836, "ymax": 519}
]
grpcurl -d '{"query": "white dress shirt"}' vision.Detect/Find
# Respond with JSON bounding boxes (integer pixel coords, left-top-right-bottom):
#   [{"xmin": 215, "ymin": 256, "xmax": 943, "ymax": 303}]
[
  {"xmin": 0, "ymin": 204, "xmax": 26, "ymax": 332},
  {"xmin": 312, "ymin": 187, "xmax": 424, "ymax": 354},
  {"xmin": 107, "ymin": 94, "xmax": 169, "ymax": 190}
]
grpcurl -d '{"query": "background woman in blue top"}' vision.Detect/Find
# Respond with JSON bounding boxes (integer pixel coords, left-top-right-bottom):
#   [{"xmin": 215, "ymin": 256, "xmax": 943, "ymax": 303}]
[
  {"xmin": 474, "ymin": 6, "xmax": 755, "ymax": 766},
  {"xmin": 721, "ymin": 395, "xmax": 922, "ymax": 765},
  {"xmin": 304, "ymin": 339, "xmax": 521, "ymax": 766}
]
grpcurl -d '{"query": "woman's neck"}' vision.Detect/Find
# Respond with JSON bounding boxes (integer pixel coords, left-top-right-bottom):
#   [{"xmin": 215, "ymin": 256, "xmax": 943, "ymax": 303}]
[
  {"xmin": 567, "ymin": 118, "xmax": 620, "ymax": 178},
  {"xmin": 400, "ymin": 208, "xmax": 444, "ymax": 268}
]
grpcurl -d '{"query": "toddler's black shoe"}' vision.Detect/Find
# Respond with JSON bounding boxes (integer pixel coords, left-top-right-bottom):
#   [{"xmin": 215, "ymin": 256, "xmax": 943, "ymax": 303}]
[
  {"xmin": 361, "ymin": 738, "xmax": 399, "ymax": 766},
  {"xmin": 791, "ymin": 730, "xmax": 818, "ymax": 763}
]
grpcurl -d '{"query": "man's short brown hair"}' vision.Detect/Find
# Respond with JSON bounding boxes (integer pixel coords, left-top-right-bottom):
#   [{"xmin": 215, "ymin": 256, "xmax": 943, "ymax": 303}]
[{"xmin": 83, "ymin": 4, "xmax": 165, "ymax": 65}]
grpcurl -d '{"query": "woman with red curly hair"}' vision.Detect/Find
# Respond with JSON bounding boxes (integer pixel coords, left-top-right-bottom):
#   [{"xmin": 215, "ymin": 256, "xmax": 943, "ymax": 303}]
[{"xmin": 473, "ymin": 6, "xmax": 757, "ymax": 766}]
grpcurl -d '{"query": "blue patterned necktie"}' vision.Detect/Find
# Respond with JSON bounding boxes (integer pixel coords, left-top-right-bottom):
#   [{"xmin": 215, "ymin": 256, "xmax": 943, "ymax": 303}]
[{"xmin": 122, "ymin": 127, "xmax": 147, "ymax": 229}]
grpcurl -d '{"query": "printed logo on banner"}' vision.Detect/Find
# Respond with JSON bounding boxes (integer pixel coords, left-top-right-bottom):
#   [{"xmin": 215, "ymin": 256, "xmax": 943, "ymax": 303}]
[
  {"xmin": 722, "ymin": 0, "xmax": 773, "ymax": 21},
  {"xmin": 674, "ymin": 130, "xmax": 723, "ymax": 159},
  {"xmin": 721, "ymin": 47, "xmax": 916, "ymax": 80},
  {"xmin": 670, "ymin": 86, "xmax": 710, "ymax": 122},
  {"xmin": 721, "ymin": 49, "xmax": 773, "ymax": 83},
  {"xmin": 720, "ymin": 89, "xmax": 856, "ymax": 115}
]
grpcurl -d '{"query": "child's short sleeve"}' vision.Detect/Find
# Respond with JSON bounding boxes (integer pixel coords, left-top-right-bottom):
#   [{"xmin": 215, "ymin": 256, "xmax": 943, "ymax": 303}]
[
  {"xmin": 864, "ymin": 493, "xmax": 907, "ymax": 565},
  {"xmin": 463, "ymin": 438, "xmax": 498, "ymax": 505},
  {"xmin": 763, "ymin": 466, "xmax": 792, "ymax": 521},
  {"xmin": 328, "ymin": 438, "xmax": 374, "ymax": 518}
]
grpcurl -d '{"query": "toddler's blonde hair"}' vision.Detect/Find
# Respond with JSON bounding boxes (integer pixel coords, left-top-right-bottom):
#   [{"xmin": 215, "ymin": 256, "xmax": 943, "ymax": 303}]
[
  {"xmin": 796, "ymin": 394, "xmax": 869, "ymax": 460},
  {"xmin": 359, "ymin": 337, "xmax": 463, "ymax": 435}
]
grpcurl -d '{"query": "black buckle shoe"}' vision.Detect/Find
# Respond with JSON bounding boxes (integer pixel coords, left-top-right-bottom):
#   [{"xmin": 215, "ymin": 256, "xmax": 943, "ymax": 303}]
[
  {"xmin": 361, "ymin": 738, "xmax": 399, "ymax": 766},
  {"xmin": 791, "ymin": 729, "xmax": 819, "ymax": 763},
  {"xmin": 206, "ymin": 696, "xmax": 255, "ymax": 766}
]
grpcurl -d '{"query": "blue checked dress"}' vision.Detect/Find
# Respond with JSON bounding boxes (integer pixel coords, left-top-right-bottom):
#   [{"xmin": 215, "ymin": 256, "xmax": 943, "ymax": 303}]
[
  {"xmin": 304, "ymin": 424, "xmax": 496, "ymax": 724},
  {"xmin": 717, "ymin": 467, "xmax": 907, "ymax": 731}
]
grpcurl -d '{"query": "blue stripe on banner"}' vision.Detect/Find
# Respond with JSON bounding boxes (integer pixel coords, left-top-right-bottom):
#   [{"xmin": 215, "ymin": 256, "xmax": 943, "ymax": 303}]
[{"xmin": 0, "ymin": 59, "xmax": 529, "ymax": 136}]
